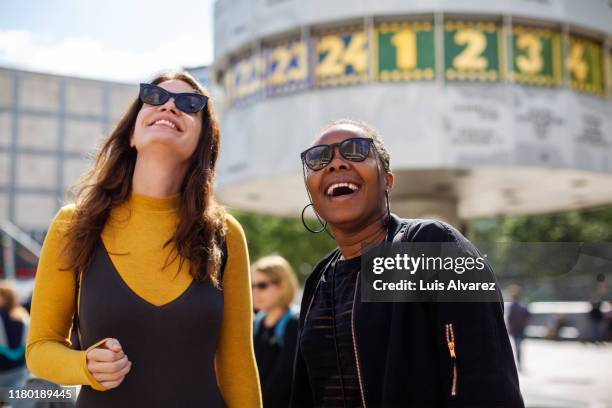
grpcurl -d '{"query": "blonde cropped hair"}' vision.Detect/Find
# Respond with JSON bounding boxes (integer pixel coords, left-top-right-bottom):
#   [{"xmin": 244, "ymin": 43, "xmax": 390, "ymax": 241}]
[
  {"xmin": 251, "ymin": 255, "xmax": 299, "ymax": 308},
  {"xmin": 0, "ymin": 280, "xmax": 28, "ymax": 321}
]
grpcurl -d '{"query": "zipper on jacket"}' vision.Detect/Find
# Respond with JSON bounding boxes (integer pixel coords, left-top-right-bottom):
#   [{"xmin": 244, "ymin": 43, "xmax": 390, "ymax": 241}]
[
  {"xmin": 351, "ymin": 271, "xmax": 367, "ymax": 408},
  {"xmin": 445, "ymin": 323, "xmax": 457, "ymax": 397}
]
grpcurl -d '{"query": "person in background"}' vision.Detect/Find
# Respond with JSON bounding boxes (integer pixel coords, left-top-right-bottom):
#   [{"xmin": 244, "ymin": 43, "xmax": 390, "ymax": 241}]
[
  {"xmin": 507, "ymin": 284, "xmax": 530, "ymax": 371},
  {"xmin": 251, "ymin": 256, "xmax": 299, "ymax": 408},
  {"xmin": 0, "ymin": 280, "xmax": 29, "ymax": 388},
  {"xmin": 588, "ymin": 273, "xmax": 608, "ymax": 344},
  {"xmin": 588, "ymin": 299, "xmax": 604, "ymax": 343},
  {"xmin": 606, "ymin": 300, "xmax": 612, "ymax": 342}
]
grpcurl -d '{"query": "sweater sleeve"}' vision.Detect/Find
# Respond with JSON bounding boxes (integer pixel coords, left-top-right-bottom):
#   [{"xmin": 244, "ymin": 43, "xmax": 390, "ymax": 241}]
[
  {"xmin": 215, "ymin": 214, "xmax": 262, "ymax": 408},
  {"xmin": 25, "ymin": 205, "xmax": 109, "ymax": 391}
]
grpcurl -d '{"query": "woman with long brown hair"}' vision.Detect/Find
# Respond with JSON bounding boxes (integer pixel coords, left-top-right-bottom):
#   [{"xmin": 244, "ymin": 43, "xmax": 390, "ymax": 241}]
[{"xmin": 25, "ymin": 71, "xmax": 261, "ymax": 407}]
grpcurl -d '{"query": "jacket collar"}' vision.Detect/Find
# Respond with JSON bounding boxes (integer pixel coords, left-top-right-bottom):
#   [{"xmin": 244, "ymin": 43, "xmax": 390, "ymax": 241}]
[
  {"xmin": 300, "ymin": 213, "xmax": 406, "ymax": 325},
  {"xmin": 386, "ymin": 213, "xmax": 403, "ymax": 242}
]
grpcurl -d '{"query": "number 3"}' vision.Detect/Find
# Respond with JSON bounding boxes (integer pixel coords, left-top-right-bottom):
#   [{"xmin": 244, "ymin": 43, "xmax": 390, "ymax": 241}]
[{"xmin": 516, "ymin": 33, "xmax": 544, "ymax": 74}]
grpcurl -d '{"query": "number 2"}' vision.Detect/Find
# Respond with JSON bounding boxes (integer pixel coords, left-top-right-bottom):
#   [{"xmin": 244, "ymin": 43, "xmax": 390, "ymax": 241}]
[{"xmin": 452, "ymin": 29, "xmax": 488, "ymax": 70}]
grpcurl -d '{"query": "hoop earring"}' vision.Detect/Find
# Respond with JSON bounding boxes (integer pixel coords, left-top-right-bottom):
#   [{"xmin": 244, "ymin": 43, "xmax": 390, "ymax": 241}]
[
  {"xmin": 385, "ymin": 190, "xmax": 391, "ymax": 226},
  {"xmin": 301, "ymin": 203, "xmax": 328, "ymax": 234}
]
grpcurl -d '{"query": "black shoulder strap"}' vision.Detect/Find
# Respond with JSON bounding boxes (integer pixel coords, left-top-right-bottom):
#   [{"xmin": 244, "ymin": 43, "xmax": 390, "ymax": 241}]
[
  {"xmin": 218, "ymin": 238, "xmax": 228, "ymax": 288},
  {"xmin": 70, "ymin": 270, "xmax": 82, "ymax": 350},
  {"xmin": 71, "ymin": 241, "xmax": 103, "ymax": 350}
]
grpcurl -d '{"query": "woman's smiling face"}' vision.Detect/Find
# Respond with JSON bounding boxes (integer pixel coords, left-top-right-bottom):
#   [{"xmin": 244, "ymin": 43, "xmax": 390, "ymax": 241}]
[
  {"xmin": 131, "ymin": 79, "xmax": 203, "ymax": 161},
  {"xmin": 305, "ymin": 123, "xmax": 393, "ymax": 229}
]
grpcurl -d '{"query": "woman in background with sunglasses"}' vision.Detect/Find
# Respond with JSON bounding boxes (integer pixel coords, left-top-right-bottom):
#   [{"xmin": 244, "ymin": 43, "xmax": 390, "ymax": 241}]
[
  {"xmin": 290, "ymin": 119, "xmax": 524, "ymax": 407},
  {"xmin": 26, "ymin": 71, "xmax": 261, "ymax": 407},
  {"xmin": 251, "ymin": 255, "xmax": 299, "ymax": 408}
]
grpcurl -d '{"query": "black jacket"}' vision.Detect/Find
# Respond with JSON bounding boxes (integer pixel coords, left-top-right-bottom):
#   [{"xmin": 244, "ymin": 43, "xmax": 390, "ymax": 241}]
[{"xmin": 291, "ymin": 214, "xmax": 524, "ymax": 408}]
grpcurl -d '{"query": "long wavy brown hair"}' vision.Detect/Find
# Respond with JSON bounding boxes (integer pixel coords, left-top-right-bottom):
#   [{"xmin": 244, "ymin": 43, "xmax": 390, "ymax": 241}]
[{"xmin": 63, "ymin": 71, "xmax": 227, "ymax": 286}]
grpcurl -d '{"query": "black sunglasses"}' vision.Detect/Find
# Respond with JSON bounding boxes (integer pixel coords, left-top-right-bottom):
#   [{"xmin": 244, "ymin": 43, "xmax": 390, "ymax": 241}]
[
  {"xmin": 252, "ymin": 281, "xmax": 276, "ymax": 290},
  {"xmin": 139, "ymin": 83, "xmax": 208, "ymax": 114},
  {"xmin": 300, "ymin": 137, "xmax": 374, "ymax": 171}
]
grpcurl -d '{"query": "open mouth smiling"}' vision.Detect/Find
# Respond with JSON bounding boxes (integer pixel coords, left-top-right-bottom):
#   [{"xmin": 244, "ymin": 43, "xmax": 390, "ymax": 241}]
[
  {"xmin": 324, "ymin": 181, "xmax": 362, "ymax": 199},
  {"xmin": 149, "ymin": 117, "xmax": 182, "ymax": 132}
]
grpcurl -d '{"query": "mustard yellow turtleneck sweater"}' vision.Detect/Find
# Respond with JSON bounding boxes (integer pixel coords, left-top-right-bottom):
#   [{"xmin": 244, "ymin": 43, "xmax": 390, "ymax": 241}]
[{"xmin": 26, "ymin": 193, "xmax": 262, "ymax": 408}]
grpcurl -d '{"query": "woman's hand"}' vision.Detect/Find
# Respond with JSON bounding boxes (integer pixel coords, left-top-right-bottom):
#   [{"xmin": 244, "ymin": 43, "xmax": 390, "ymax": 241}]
[{"xmin": 86, "ymin": 338, "xmax": 132, "ymax": 389}]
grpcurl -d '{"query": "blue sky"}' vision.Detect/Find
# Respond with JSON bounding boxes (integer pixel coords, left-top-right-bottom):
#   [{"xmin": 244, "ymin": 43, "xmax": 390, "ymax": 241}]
[{"xmin": 0, "ymin": 0, "xmax": 215, "ymax": 82}]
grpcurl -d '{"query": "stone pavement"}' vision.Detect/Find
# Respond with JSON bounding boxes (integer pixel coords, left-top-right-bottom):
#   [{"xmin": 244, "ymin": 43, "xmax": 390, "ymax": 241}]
[{"xmin": 519, "ymin": 339, "xmax": 612, "ymax": 408}]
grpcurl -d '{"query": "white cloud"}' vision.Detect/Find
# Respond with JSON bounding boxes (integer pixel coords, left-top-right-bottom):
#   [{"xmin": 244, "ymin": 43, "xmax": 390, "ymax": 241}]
[
  {"xmin": 0, "ymin": 30, "xmax": 33, "ymax": 53},
  {"xmin": 0, "ymin": 29, "xmax": 213, "ymax": 82}
]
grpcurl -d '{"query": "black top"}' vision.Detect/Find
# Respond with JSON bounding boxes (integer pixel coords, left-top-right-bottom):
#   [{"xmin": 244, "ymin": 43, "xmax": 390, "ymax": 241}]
[
  {"xmin": 300, "ymin": 256, "xmax": 362, "ymax": 408},
  {"xmin": 254, "ymin": 313, "xmax": 298, "ymax": 408},
  {"xmin": 292, "ymin": 214, "xmax": 525, "ymax": 408},
  {"xmin": 76, "ymin": 241, "xmax": 226, "ymax": 408},
  {"xmin": 0, "ymin": 310, "xmax": 26, "ymax": 371}
]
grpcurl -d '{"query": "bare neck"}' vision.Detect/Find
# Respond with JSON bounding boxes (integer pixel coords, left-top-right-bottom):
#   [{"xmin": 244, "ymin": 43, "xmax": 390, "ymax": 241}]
[
  {"xmin": 332, "ymin": 215, "xmax": 389, "ymax": 260},
  {"xmin": 132, "ymin": 153, "xmax": 188, "ymax": 198},
  {"xmin": 262, "ymin": 306, "xmax": 288, "ymax": 327}
]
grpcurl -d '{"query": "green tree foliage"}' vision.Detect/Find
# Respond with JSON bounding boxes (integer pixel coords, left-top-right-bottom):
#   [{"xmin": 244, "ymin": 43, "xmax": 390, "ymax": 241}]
[
  {"xmin": 468, "ymin": 205, "xmax": 612, "ymax": 243},
  {"xmin": 232, "ymin": 205, "xmax": 612, "ymax": 290},
  {"xmin": 468, "ymin": 205, "xmax": 612, "ymax": 301},
  {"xmin": 230, "ymin": 210, "xmax": 336, "ymax": 283}
]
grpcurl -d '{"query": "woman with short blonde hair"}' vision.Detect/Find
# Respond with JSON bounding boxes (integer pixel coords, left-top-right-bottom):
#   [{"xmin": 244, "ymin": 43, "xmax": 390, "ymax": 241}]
[
  {"xmin": 251, "ymin": 255, "xmax": 299, "ymax": 309},
  {"xmin": 251, "ymin": 255, "xmax": 299, "ymax": 408}
]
